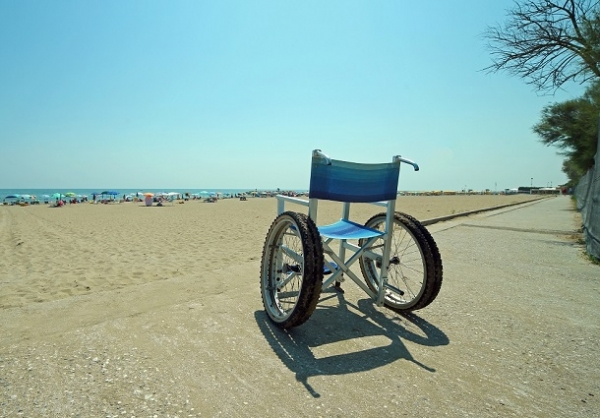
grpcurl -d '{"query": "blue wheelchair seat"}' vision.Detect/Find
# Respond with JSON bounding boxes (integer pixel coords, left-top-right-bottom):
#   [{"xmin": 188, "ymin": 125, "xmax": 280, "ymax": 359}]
[{"xmin": 318, "ymin": 219, "xmax": 384, "ymax": 240}]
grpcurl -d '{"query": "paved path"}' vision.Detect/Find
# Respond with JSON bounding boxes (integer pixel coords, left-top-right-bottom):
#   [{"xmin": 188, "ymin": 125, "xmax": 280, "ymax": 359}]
[
  {"xmin": 422, "ymin": 195, "xmax": 599, "ymax": 417},
  {"xmin": 1, "ymin": 196, "xmax": 598, "ymax": 417}
]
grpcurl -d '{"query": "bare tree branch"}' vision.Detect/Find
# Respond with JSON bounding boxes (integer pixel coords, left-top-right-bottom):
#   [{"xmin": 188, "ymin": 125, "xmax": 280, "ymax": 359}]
[{"xmin": 484, "ymin": 0, "xmax": 600, "ymax": 92}]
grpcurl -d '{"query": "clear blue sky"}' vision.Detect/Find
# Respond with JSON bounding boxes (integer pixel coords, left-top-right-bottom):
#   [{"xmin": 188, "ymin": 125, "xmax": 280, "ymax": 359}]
[{"xmin": 0, "ymin": 1, "xmax": 587, "ymax": 191}]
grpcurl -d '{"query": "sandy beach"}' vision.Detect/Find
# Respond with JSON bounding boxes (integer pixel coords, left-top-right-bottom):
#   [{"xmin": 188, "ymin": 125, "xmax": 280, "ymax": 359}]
[
  {"xmin": 0, "ymin": 195, "xmax": 540, "ymax": 309},
  {"xmin": 7, "ymin": 193, "xmax": 596, "ymax": 417}
]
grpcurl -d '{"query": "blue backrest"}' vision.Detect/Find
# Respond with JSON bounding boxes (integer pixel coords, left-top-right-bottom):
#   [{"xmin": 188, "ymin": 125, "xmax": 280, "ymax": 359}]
[{"xmin": 309, "ymin": 155, "xmax": 400, "ymax": 203}]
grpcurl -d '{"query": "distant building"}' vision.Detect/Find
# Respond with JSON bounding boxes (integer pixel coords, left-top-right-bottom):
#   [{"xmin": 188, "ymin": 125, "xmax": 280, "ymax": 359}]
[{"xmin": 518, "ymin": 186, "xmax": 560, "ymax": 195}]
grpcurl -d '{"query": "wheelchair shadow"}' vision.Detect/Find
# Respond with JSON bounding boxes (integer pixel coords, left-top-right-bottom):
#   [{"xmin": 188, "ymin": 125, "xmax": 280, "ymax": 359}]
[{"xmin": 254, "ymin": 291, "xmax": 449, "ymax": 398}]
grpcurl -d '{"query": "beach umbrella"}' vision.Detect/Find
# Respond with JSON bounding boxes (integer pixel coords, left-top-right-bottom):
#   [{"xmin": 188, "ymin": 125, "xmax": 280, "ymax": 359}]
[
  {"xmin": 20, "ymin": 194, "xmax": 32, "ymax": 200},
  {"xmin": 5, "ymin": 194, "xmax": 20, "ymax": 199},
  {"xmin": 65, "ymin": 192, "xmax": 76, "ymax": 197},
  {"xmin": 99, "ymin": 190, "xmax": 119, "ymax": 198},
  {"xmin": 144, "ymin": 192, "xmax": 154, "ymax": 197},
  {"xmin": 51, "ymin": 193, "xmax": 65, "ymax": 199}
]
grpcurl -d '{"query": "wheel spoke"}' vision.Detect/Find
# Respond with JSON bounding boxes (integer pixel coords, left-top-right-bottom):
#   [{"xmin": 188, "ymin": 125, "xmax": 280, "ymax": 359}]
[
  {"xmin": 280, "ymin": 244, "xmax": 304, "ymax": 265},
  {"xmin": 260, "ymin": 211, "xmax": 323, "ymax": 328},
  {"xmin": 359, "ymin": 212, "xmax": 440, "ymax": 312}
]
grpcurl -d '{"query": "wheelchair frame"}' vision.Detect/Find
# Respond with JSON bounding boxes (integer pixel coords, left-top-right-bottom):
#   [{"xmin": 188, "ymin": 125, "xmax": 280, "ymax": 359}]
[{"xmin": 260, "ymin": 149, "xmax": 443, "ymax": 328}]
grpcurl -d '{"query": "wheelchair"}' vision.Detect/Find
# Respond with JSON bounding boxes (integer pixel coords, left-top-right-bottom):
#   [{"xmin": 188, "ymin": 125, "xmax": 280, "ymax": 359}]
[{"xmin": 260, "ymin": 149, "xmax": 443, "ymax": 328}]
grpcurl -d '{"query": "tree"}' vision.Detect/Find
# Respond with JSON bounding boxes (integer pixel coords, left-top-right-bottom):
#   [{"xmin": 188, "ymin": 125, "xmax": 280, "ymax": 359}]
[
  {"xmin": 484, "ymin": 0, "xmax": 600, "ymax": 93},
  {"xmin": 533, "ymin": 80, "xmax": 600, "ymax": 183}
]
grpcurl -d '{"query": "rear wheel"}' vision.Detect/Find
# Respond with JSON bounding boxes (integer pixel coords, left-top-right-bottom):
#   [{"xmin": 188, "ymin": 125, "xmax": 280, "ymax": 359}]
[
  {"xmin": 359, "ymin": 212, "xmax": 443, "ymax": 312},
  {"xmin": 260, "ymin": 211, "xmax": 323, "ymax": 328}
]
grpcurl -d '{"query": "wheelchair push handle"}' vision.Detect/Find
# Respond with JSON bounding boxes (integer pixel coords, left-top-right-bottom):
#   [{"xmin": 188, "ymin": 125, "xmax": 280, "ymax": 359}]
[
  {"xmin": 312, "ymin": 149, "xmax": 332, "ymax": 165},
  {"xmin": 395, "ymin": 156, "xmax": 419, "ymax": 171}
]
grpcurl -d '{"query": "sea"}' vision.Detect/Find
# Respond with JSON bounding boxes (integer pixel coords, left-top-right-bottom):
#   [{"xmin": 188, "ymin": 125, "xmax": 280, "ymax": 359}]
[{"xmin": 0, "ymin": 188, "xmax": 300, "ymax": 202}]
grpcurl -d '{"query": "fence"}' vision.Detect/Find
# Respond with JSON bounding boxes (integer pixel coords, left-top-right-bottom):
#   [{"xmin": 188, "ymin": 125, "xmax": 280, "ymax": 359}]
[{"xmin": 575, "ymin": 116, "xmax": 600, "ymax": 261}]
